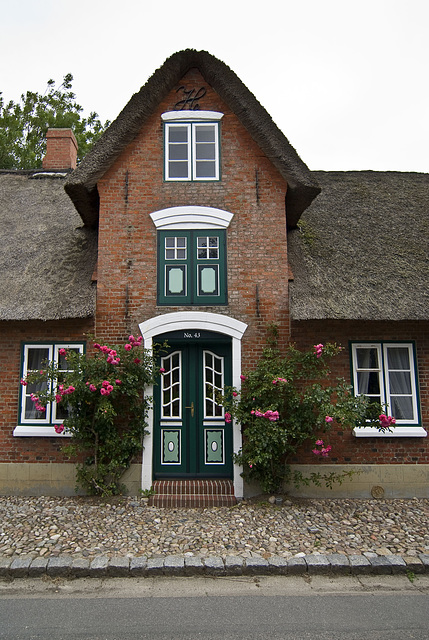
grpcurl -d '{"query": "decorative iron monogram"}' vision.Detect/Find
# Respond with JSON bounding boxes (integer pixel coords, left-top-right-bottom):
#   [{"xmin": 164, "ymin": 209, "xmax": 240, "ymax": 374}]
[{"xmin": 174, "ymin": 86, "xmax": 207, "ymax": 111}]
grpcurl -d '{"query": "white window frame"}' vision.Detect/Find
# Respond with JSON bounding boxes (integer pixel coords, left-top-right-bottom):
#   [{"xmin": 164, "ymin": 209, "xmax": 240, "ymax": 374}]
[
  {"xmin": 14, "ymin": 342, "xmax": 84, "ymax": 437},
  {"xmin": 351, "ymin": 342, "xmax": 425, "ymax": 438},
  {"xmin": 162, "ymin": 111, "xmax": 223, "ymax": 182}
]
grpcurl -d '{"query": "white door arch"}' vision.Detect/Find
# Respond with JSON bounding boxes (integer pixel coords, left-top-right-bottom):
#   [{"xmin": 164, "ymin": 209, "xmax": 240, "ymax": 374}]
[{"xmin": 139, "ymin": 312, "xmax": 247, "ymax": 498}]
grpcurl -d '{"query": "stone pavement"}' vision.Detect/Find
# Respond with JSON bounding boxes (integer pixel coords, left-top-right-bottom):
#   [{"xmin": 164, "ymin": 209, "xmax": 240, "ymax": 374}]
[{"xmin": 1, "ymin": 495, "xmax": 428, "ymax": 579}]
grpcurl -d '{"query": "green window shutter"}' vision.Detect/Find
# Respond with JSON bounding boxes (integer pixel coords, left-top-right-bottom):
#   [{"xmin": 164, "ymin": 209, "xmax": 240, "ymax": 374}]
[{"xmin": 158, "ymin": 230, "xmax": 227, "ymax": 306}]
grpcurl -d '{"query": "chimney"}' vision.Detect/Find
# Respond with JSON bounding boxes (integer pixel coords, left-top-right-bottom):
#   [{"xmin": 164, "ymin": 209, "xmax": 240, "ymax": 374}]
[{"xmin": 42, "ymin": 128, "xmax": 78, "ymax": 170}]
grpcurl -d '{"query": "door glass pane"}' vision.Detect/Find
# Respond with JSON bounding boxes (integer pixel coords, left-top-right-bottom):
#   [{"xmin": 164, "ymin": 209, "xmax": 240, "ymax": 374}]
[
  {"xmin": 161, "ymin": 351, "xmax": 181, "ymax": 418},
  {"xmin": 204, "ymin": 351, "xmax": 224, "ymax": 418}
]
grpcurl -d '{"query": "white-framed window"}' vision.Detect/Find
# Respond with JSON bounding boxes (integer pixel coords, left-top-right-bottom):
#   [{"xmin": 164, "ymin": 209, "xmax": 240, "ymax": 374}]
[
  {"xmin": 351, "ymin": 342, "xmax": 425, "ymax": 438},
  {"xmin": 14, "ymin": 342, "xmax": 84, "ymax": 436},
  {"xmin": 162, "ymin": 111, "xmax": 223, "ymax": 182}
]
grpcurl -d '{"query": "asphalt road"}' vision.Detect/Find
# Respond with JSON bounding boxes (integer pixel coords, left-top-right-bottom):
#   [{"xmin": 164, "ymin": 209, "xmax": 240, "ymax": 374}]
[{"xmin": 1, "ymin": 575, "xmax": 429, "ymax": 639}]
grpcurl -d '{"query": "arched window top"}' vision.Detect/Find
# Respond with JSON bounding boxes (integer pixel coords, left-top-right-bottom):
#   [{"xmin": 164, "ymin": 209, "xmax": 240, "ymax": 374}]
[
  {"xmin": 162, "ymin": 111, "xmax": 224, "ymax": 122},
  {"xmin": 150, "ymin": 206, "xmax": 234, "ymax": 230}
]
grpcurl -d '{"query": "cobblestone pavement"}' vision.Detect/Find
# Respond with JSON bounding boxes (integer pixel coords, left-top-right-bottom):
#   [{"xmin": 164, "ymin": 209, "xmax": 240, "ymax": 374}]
[{"xmin": 1, "ymin": 495, "xmax": 428, "ymax": 562}]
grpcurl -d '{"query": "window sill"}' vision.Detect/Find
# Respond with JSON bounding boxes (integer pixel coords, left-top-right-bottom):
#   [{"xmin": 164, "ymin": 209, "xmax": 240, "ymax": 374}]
[
  {"xmin": 13, "ymin": 425, "xmax": 71, "ymax": 437},
  {"xmin": 353, "ymin": 426, "xmax": 427, "ymax": 438}
]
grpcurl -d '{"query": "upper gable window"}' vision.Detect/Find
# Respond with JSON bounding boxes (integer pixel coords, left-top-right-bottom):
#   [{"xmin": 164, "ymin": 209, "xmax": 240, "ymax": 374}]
[{"xmin": 162, "ymin": 111, "xmax": 223, "ymax": 182}]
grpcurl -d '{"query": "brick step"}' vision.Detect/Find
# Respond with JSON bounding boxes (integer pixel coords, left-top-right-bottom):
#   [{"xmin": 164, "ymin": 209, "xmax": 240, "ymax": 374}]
[
  {"xmin": 149, "ymin": 480, "xmax": 236, "ymax": 507},
  {"xmin": 149, "ymin": 494, "xmax": 237, "ymax": 508}
]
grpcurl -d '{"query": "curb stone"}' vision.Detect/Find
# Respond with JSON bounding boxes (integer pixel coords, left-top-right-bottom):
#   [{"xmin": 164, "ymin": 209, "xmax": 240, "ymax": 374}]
[{"xmin": 1, "ymin": 553, "xmax": 429, "ymax": 579}]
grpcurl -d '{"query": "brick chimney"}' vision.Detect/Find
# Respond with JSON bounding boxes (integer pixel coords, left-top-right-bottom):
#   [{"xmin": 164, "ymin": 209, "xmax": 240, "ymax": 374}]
[{"xmin": 42, "ymin": 128, "xmax": 78, "ymax": 170}]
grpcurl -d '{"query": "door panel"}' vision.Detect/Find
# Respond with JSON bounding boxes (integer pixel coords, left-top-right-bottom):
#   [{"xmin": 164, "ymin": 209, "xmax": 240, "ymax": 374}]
[{"xmin": 154, "ymin": 338, "xmax": 232, "ymax": 478}]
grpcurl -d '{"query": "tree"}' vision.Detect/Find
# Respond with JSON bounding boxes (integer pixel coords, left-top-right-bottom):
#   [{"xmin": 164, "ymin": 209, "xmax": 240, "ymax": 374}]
[{"xmin": 0, "ymin": 73, "xmax": 109, "ymax": 170}]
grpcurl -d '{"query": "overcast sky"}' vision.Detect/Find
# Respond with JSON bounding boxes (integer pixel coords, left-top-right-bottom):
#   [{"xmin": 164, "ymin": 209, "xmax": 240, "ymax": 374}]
[{"xmin": 1, "ymin": 0, "xmax": 428, "ymax": 172}]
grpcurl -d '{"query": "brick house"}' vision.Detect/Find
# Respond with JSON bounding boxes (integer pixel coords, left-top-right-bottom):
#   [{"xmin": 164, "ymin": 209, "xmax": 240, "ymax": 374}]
[{"xmin": 1, "ymin": 50, "xmax": 428, "ymax": 502}]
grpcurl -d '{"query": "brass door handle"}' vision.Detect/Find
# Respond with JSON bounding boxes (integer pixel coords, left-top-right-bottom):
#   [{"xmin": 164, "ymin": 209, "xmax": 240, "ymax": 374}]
[{"xmin": 185, "ymin": 402, "xmax": 194, "ymax": 417}]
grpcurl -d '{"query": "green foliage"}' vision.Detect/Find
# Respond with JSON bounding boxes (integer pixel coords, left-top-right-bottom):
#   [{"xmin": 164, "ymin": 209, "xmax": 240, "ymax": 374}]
[
  {"xmin": 0, "ymin": 73, "xmax": 109, "ymax": 169},
  {"xmin": 222, "ymin": 329, "xmax": 385, "ymax": 494},
  {"xmin": 23, "ymin": 336, "xmax": 157, "ymax": 496}
]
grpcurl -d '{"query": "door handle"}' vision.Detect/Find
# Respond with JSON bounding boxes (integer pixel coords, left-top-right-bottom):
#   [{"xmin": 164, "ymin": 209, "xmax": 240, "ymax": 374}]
[{"xmin": 185, "ymin": 401, "xmax": 194, "ymax": 417}]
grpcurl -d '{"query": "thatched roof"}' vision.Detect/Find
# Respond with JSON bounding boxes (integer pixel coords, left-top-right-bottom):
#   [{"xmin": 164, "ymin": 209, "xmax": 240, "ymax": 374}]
[
  {"xmin": 288, "ymin": 171, "xmax": 429, "ymax": 321},
  {"xmin": 65, "ymin": 49, "xmax": 320, "ymax": 228},
  {"xmin": 0, "ymin": 172, "xmax": 97, "ymax": 321}
]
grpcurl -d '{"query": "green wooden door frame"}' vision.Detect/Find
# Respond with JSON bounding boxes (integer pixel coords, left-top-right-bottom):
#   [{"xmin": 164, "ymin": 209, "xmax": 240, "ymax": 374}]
[{"xmin": 153, "ymin": 332, "xmax": 232, "ymax": 478}]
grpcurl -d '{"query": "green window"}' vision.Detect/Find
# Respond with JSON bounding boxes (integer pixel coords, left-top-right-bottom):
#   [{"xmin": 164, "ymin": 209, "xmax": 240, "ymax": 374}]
[{"xmin": 158, "ymin": 230, "xmax": 227, "ymax": 305}]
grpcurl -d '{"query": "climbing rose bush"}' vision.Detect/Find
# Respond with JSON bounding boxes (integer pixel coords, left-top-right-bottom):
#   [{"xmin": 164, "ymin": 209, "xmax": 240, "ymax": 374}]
[
  {"xmin": 22, "ymin": 335, "xmax": 158, "ymax": 496},
  {"xmin": 222, "ymin": 330, "xmax": 392, "ymax": 494}
]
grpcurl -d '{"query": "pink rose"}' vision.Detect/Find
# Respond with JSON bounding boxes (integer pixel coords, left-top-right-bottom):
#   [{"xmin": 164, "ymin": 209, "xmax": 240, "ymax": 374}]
[
  {"xmin": 225, "ymin": 412, "xmax": 232, "ymax": 423},
  {"xmin": 54, "ymin": 425, "xmax": 65, "ymax": 434},
  {"xmin": 325, "ymin": 416, "xmax": 334, "ymax": 423},
  {"xmin": 124, "ymin": 344, "xmax": 132, "ymax": 351}
]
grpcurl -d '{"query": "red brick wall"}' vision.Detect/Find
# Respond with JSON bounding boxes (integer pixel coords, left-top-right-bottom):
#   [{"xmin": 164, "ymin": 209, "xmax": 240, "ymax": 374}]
[
  {"xmin": 290, "ymin": 319, "xmax": 429, "ymax": 464},
  {"xmin": 0, "ymin": 319, "xmax": 94, "ymax": 463},
  {"xmin": 95, "ymin": 70, "xmax": 290, "ymax": 367}
]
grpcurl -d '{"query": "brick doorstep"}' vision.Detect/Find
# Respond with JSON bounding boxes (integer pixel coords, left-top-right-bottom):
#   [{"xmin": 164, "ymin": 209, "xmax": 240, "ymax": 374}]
[{"xmin": 149, "ymin": 480, "xmax": 236, "ymax": 507}]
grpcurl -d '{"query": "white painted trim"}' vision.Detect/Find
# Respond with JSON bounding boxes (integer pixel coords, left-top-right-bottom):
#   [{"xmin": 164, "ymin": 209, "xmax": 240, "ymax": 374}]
[
  {"xmin": 150, "ymin": 206, "xmax": 234, "ymax": 230},
  {"xmin": 139, "ymin": 312, "xmax": 247, "ymax": 341},
  {"xmin": 139, "ymin": 312, "xmax": 247, "ymax": 498},
  {"xmin": 162, "ymin": 111, "xmax": 224, "ymax": 122},
  {"xmin": 353, "ymin": 426, "xmax": 427, "ymax": 438},
  {"xmin": 13, "ymin": 425, "xmax": 71, "ymax": 437}
]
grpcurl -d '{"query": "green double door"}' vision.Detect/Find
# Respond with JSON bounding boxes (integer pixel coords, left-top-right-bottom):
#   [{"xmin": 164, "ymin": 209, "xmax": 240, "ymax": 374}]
[{"xmin": 154, "ymin": 333, "xmax": 232, "ymax": 478}]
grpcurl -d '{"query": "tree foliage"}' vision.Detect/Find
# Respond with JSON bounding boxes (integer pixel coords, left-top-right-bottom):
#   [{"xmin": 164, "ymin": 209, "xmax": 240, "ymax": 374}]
[{"xmin": 0, "ymin": 73, "xmax": 109, "ymax": 170}]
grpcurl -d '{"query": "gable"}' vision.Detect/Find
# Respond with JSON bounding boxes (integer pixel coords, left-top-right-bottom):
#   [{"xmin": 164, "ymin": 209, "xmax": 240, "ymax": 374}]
[{"xmin": 65, "ymin": 50, "xmax": 320, "ymax": 228}]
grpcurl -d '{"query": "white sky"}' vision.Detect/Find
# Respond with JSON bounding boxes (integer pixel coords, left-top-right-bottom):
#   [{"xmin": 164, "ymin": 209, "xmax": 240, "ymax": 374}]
[{"xmin": 1, "ymin": 0, "xmax": 428, "ymax": 172}]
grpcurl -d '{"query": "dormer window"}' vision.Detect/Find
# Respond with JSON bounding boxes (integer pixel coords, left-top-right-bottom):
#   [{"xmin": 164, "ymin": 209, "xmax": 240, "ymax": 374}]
[{"xmin": 162, "ymin": 111, "xmax": 223, "ymax": 182}]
